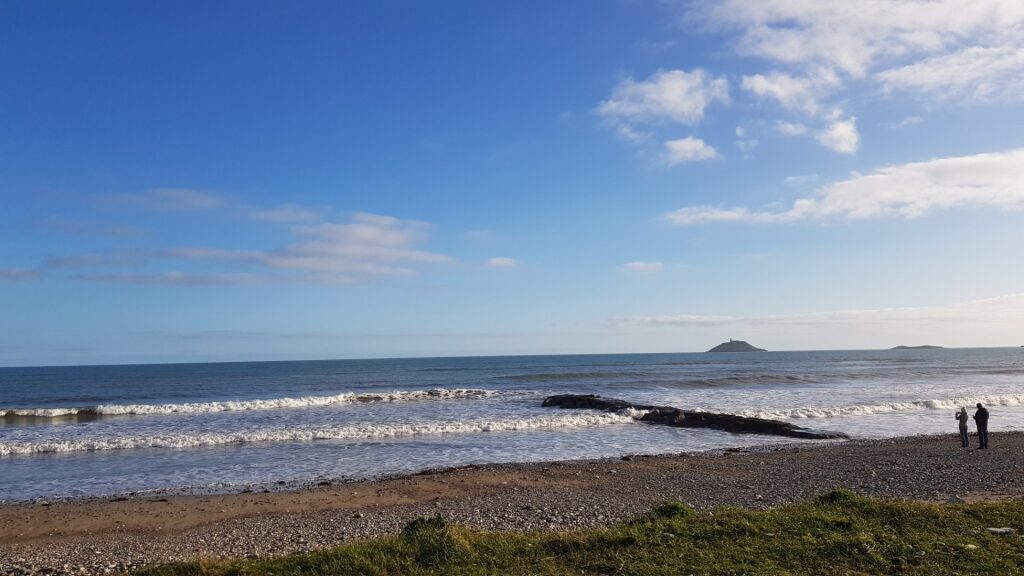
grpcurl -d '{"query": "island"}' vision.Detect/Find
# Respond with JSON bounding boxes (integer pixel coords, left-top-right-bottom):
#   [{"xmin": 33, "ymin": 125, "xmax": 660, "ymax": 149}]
[
  {"xmin": 707, "ymin": 339, "xmax": 766, "ymax": 353},
  {"xmin": 890, "ymin": 345, "xmax": 943, "ymax": 350}
]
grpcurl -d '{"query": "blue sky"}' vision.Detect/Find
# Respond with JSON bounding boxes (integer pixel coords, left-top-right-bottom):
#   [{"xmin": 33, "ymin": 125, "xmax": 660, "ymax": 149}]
[{"xmin": 3, "ymin": 0, "xmax": 1024, "ymax": 365}]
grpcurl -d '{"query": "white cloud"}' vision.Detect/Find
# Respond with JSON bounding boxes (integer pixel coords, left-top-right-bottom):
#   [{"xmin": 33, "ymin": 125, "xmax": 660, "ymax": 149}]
[
  {"xmin": 664, "ymin": 206, "xmax": 770, "ymax": 226},
  {"xmin": 689, "ymin": 1, "xmax": 1024, "ymax": 153},
  {"xmin": 621, "ymin": 261, "xmax": 665, "ymax": 273},
  {"xmin": 877, "ymin": 45, "xmax": 1024, "ymax": 102},
  {"xmin": 598, "ymin": 68, "xmax": 729, "ymax": 126},
  {"xmin": 741, "ymin": 70, "xmax": 838, "ymax": 115},
  {"xmin": 662, "ymin": 137, "xmax": 719, "ymax": 165},
  {"xmin": 693, "ymin": 0, "xmax": 1024, "ymax": 79},
  {"xmin": 815, "ymin": 116, "xmax": 860, "ymax": 154},
  {"xmin": 73, "ymin": 212, "xmax": 453, "ymax": 285},
  {"xmin": 597, "ymin": 69, "xmax": 728, "ymax": 152},
  {"xmin": 249, "ymin": 203, "xmax": 321, "ymax": 223},
  {"xmin": 485, "ymin": 257, "xmax": 518, "ymax": 268},
  {"xmin": 664, "ymin": 148, "xmax": 1024, "ymax": 224},
  {"xmin": 775, "ymin": 121, "xmax": 808, "ymax": 136},
  {"xmin": 111, "ymin": 188, "xmax": 224, "ymax": 211}
]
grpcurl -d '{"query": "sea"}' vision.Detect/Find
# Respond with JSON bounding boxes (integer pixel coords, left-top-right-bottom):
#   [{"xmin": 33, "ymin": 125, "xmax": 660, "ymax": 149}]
[{"xmin": 2, "ymin": 348, "xmax": 1023, "ymax": 502}]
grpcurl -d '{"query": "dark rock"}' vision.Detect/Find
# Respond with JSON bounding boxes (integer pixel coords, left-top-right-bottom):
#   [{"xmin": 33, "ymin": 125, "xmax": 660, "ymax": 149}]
[
  {"xmin": 541, "ymin": 394, "xmax": 633, "ymax": 410},
  {"xmin": 542, "ymin": 394, "xmax": 848, "ymax": 440}
]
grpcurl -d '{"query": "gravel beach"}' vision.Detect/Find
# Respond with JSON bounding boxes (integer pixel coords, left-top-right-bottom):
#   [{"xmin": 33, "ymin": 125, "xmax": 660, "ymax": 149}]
[{"xmin": 2, "ymin": 432, "xmax": 1023, "ymax": 575}]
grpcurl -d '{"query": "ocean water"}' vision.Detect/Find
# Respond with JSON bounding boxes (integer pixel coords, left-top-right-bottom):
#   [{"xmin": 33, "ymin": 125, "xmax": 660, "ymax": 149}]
[{"xmin": 1, "ymin": 348, "xmax": 1023, "ymax": 501}]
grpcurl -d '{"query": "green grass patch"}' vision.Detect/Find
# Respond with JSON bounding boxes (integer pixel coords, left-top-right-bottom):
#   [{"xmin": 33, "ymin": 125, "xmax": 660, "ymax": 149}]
[{"xmin": 136, "ymin": 491, "xmax": 1024, "ymax": 575}]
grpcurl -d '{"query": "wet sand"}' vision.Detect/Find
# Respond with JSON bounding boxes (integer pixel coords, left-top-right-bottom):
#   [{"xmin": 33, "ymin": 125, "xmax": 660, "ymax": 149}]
[{"xmin": 2, "ymin": 432, "xmax": 1023, "ymax": 575}]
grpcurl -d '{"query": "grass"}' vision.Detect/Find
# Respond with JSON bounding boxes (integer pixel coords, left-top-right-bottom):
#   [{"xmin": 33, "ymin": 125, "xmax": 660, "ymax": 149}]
[{"xmin": 136, "ymin": 491, "xmax": 1024, "ymax": 575}]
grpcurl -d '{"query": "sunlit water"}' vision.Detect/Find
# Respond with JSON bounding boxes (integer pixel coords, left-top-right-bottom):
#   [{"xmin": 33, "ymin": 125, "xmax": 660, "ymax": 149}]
[{"xmin": 1, "ymin": 348, "xmax": 1022, "ymax": 501}]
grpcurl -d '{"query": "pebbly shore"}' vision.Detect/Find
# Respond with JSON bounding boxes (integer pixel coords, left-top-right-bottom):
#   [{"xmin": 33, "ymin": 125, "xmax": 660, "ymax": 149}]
[{"xmin": 2, "ymin": 431, "xmax": 1023, "ymax": 575}]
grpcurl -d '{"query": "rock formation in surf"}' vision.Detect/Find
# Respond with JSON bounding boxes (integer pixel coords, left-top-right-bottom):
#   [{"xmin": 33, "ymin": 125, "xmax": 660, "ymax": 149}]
[{"xmin": 542, "ymin": 394, "xmax": 847, "ymax": 440}]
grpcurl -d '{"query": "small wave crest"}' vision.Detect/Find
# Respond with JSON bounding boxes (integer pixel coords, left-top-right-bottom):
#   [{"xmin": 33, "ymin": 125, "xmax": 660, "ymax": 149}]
[
  {"xmin": 503, "ymin": 371, "xmax": 649, "ymax": 382},
  {"xmin": 673, "ymin": 374, "xmax": 814, "ymax": 387},
  {"xmin": 0, "ymin": 388, "xmax": 498, "ymax": 421},
  {"xmin": 736, "ymin": 394, "xmax": 1024, "ymax": 420},
  {"xmin": 0, "ymin": 411, "xmax": 641, "ymax": 456}
]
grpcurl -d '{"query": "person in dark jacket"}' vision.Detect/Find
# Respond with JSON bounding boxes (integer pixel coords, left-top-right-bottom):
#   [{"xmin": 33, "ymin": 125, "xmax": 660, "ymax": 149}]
[
  {"xmin": 955, "ymin": 406, "xmax": 970, "ymax": 447},
  {"xmin": 973, "ymin": 403, "xmax": 989, "ymax": 449}
]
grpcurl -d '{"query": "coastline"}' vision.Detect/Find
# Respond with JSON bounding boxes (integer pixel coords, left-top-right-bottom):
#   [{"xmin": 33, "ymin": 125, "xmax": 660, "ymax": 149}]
[{"xmin": 3, "ymin": 431, "xmax": 1023, "ymax": 575}]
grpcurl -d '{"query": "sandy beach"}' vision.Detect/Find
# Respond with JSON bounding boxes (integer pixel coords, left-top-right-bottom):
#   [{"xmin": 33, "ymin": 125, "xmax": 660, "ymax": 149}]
[{"xmin": 2, "ymin": 431, "xmax": 1023, "ymax": 575}]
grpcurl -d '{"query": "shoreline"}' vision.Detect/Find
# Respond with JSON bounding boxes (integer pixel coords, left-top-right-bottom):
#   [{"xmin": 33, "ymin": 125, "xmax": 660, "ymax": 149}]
[
  {"xmin": 3, "ymin": 431, "xmax": 1023, "ymax": 575},
  {"xmin": 0, "ymin": 435, "xmax": 828, "ymax": 507}
]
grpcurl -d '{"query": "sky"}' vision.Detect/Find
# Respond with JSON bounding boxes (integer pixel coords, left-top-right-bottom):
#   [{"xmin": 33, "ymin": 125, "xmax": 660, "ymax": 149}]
[{"xmin": 2, "ymin": 0, "xmax": 1024, "ymax": 366}]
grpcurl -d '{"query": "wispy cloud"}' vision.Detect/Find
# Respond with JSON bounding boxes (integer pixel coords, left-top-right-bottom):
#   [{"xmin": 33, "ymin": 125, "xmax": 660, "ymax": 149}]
[
  {"xmin": 783, "ymin": 174, "xmax": 818, "ymax": 186},
  {"xmin": 877, "ymin": 45, "xmax": 1024, "ymax": 103},
  {"xmin": 45, "ymin": 209, "xmax": 454, "ymax": 286},
  {"xmin": 248, "ymin": 203, "xmax": 322, "ymax": 223},
  {"xmin": 741, "ymin": 70, "xmax": 839, "ymax": 116},
  {"xmin": 664, "ymin": 148, "xmax": 1024, "ymax": 225},
  {"xmin": 75, "ymin": 271, "xmax": 278, "ymax": 286},
  {"xmin": 45, "ymin": 252, "xmax": 147, "ymax": 270},
  {"xmin": 108, "ymin": 188, "xmax": 225, "ymax": 212},
  {"xmin": 77, "ymin": 212, "xmax": 452, "ymax": 286},
  {"xmin": 41, "ymin": 215, "xmax": 147, "ymax": 238},
  {"xmin": 621, "ymin": 261, "xmax": 665, "ymax": 274},
  {"xmin": 692, "ymin": 0, "xmax": 1024, "ymax": 81},
  {"xmin": 0, "ymin": 268, "xmax": 42, "ymax": 282},
  {"xmin": 611, "ymin": 293, "xmax": 1024, "ymax": 333},
  {"xmin": 485, "ymin": 257, "xmax": 519, "ymax": 268},
  {"xmin": 891, "ymin": 116, "xmax": 924, "ymax": 129},
  {"xmin": 775, "ymin": 121, "xmax": 809, "ymax": 136}
]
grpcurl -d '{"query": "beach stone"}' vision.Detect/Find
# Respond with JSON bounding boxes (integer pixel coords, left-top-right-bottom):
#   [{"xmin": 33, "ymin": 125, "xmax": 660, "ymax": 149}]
[{"xmin": 986, "ymin": 527, "xmax": 1016, "ymax": 535}]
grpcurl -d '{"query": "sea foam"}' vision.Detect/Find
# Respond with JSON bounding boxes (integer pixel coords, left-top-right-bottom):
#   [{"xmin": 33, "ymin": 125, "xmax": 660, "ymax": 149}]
[
  {"xmin": 0, "ymin": 411, "xmax": 641, "ymax": 456},
  {"xmin": 736, "ymin": 393, "xmax": 1024, "ymax": 420},
  {"xmin": 0, "ymin": 388, "xmax": 498, "ymax": 419}
]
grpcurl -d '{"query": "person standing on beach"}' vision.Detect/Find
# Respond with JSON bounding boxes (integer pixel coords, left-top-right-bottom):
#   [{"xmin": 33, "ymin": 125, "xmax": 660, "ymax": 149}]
[
  {"xmin": 955, "ymin": 407, "xmax": 970, "ymax": 447},
  {"xmin": 973, "ymin": 403, "xmax": 990, "ymax": 449}
]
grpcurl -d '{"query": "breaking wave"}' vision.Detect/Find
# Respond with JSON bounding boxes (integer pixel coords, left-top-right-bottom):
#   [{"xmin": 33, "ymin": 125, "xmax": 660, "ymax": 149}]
[
  {"xmin": 0, "ymin": 388, "xmax": 498, "ymax": 421},
  {"xmin": 736, "ymin": 394, "xmax": 1024, "ymax": 420},
  {"xmin": 0, "ymin": 411, "xmax": 642, "ymax": 456}
]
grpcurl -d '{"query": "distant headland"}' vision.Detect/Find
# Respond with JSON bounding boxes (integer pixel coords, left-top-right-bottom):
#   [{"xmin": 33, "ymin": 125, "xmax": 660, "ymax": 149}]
[
  {"xmin": 707, "ymin": 339, "xmax": 766, "ymax": 353},
  {"xmin": 890, "ymin": 345, "xmax": 944, "ymax": 350}
]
